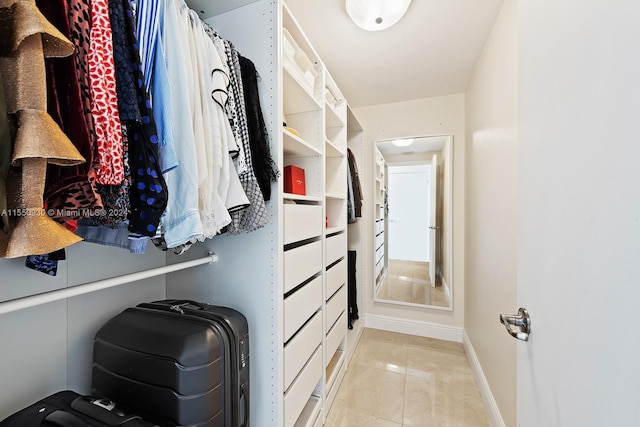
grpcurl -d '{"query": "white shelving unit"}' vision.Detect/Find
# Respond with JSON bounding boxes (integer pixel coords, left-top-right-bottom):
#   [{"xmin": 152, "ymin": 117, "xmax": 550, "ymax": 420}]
[
  {"xmin": 374, "ymin": 147, "xmax": 387, "ymax": 292},
  {"xmin": 346, "ymin": 107, "xmax": 366, "ymax": 363},
  {"xmin": 181, "ymin": 2, "xmax": 359, "ymax": 426}
]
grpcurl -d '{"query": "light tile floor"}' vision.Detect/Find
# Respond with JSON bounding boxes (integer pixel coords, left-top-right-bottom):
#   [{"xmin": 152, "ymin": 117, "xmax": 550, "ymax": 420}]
[
  {"xmin": 325, "ymin": 329, "xmax": 491, "ymax": 427},
  {"xmin": 377, "ymin": 260, "xmax": 448, "ymax": 307}
]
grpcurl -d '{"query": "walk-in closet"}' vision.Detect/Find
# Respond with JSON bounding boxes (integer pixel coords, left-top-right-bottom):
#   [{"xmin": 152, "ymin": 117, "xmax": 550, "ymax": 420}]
[{"xmin": 0, "ymin": 0, "xmax": 367, "ymax": 426}]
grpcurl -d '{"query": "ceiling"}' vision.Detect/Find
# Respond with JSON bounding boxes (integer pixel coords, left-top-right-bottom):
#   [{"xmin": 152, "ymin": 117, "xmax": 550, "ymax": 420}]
[
  {"xmin": 377, "ymin": 135, "xmax": 447, "ymax": 156},
  {"xmin": 285, "ymin": 0, "xmax": 505, "ymax": 108}
]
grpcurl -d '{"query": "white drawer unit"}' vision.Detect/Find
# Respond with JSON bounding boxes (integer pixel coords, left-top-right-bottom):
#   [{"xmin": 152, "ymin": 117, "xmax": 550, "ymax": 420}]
[
  {"xmin": 284, "ymin": 346, "xmax": 322, "ymax": 427},
  {"xmin": 325, "ymin": 258, "xmax": 346, "ymax": 298},
  {"xmin": 284, "ymin": 311, "xmax": 323, "ymax": 390},
  {"xmin": 284, "ymin": 240, "xmax": 322, "ymax": 294},
  {"xmin": 284, "ymin": 204, "xmax": 323, "ymax": 245},
  {"xmin": 325, "ymin": 285, "xmax": 346, "ymax": 332},
  {"xmin": 284, "ymin": 275, "xmax": 322, "ymax": 342},
  {"xmin": 325, "ymin": 312, "xmax": 347, "ymax": 362},
  {"xmin": 325, "ymin": 232, "xmax": 346, "ymax": 266}
]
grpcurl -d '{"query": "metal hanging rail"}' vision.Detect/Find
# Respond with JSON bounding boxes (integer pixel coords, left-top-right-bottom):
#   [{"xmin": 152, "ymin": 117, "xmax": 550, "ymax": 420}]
[{"xmin": 0, "ymin": 252, "xmax": 218, "ymax": 316}]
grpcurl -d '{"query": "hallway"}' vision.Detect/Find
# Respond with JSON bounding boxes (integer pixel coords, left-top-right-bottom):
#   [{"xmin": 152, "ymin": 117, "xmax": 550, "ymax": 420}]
[{"xmin": 325, "ymin": 329, "xmax": 490, "ymax": 426}]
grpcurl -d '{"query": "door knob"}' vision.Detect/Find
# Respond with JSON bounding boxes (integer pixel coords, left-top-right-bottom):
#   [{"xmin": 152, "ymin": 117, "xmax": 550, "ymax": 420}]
[
  {"xmin": 499, "ymin": 307, "xmax": 531, "ymax": 341},
  {"xmin": 428, "ymin": 226, "xmax": 440, "ymax": 230}
]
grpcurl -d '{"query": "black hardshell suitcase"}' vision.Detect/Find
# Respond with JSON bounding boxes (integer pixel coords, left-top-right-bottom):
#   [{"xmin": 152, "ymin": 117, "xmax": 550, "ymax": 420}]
[
  {"xmin": 0, "ymin": 390, "xmax": 158, "ymax": 427},
  {"xmin": 92, "ymin": 300, "xmax": 249, "ymax": 427}
]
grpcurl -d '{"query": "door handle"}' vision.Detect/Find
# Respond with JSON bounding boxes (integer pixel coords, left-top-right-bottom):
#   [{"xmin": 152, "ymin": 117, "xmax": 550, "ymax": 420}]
[
  {"xmin": 429, "ymin": 226, "xmax": 440, "ymax": 230},
  {"xmin": 499, "ymin": 307, "xmax": 531, "ymax": 341}
]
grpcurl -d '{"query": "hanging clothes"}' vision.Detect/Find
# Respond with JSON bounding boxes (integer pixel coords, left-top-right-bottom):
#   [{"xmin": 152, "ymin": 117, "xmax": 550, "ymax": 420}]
[
  {"xmin": 347, "ymin": 148, "xmax": 363, "ymax": 222},
  {"xmin": 238, "ymin": 55, "xmax": 279, "ymax": 202},
  {"xmin": 0, "ymin": 69, "xmax": 10, "ymax": 234},
  {"xmin": 89, "ymin": 0, "xmax": 125, "ymax": 185},
  {"xmin": 37, "ymin": 0, "xmax": 102, "ymax": 222},
  {"xmin": 0, "ymin": 0, "xmax": 85, "ymax": 258},
  {"xmin": 153, "ymin": 0, "xmax": 204, "ymax": 249}
]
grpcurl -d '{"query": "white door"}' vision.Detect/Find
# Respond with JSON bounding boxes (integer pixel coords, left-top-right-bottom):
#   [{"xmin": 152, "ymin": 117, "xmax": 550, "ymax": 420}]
[
  {"xmin": 429, "ymin": 154, "xmax": 438, "ymax": 286},
  {"xmin": 513, "ymin": 1, "xmax": 640, "ymax": 426},
  {"xmin": 387, "ymin": 164, "xmax": 429, "ymax": 262}
]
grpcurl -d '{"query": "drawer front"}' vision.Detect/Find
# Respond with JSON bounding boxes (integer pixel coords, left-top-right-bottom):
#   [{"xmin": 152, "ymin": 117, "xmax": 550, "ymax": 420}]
[
  {"xmin": 284, "ymin": 240, "xmax": 322, "ymax": 294},
  {"xmin": 325, "ymin": 258, "xmax": 346, "ymax": 298},
  {"xmin": 375, "ymin": 231, "xmax": 384, "ymax": 250},
  {"xmin": 284, "ymin": 204, "xmax": 322, "ymax": 245},
  {"xmin": 284, "ymin": 346, "xmax": 322, "ymax": 427},
  {"xmin": 325, "ymin": 232, "xmax": 346, "ymax": 266},
  {"xmin": 375, "ymin": 220, "xmax": 383, "ymax": 235},
  {"xmin": 325, "ymin": 313, "xmax": 346, "ymax": 362},
  {"xmin": 284, "ymin": 311, "xmax": 323, "ymax": 391},
  {"xmin": 325, "ymin": 285, "xmax": 346, "ymax": 332},
  {"xmin": 284, "ymin": 275, "xmax": 322, "ymax": 342}
]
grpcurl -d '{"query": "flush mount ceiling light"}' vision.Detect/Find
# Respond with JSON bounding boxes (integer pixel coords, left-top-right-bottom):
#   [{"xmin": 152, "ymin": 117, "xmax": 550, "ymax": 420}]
[
  {"xmin": 391, "ymin": 138, "xmax": 414, "ymax": 147},
  {"xmin": 346, "ymin": 0, "xmax": 412, "ymax": 31}
]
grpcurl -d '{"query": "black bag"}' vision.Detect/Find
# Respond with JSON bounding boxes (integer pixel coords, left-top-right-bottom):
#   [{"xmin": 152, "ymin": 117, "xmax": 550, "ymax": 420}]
[
  {"xmin": 0, "ymin": 390, "xmax": 157, "ymax": 426},
  {"xmin": 92, "ymin": 300, "xmax": 249, "ymax": 427}
]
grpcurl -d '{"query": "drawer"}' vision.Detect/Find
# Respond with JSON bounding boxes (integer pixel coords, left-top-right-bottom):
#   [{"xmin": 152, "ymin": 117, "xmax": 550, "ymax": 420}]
[
  {"xmin": 284, "ymin": 275, "xmax": 322, "ymax": 342},
  {"xmin": 325, "ymin": 285, "xmax": 346, "ymax": 331},
  {"xmin": 325, "ymin": 258, "xmax": 346, "ymax": 298},
  {"xmin": 325, "ymin": 232, "xmax": 346, "ymax": 266},
  {"xmin": 284, "ymin": 346, "xmax": 322, "ymax": 427},
  {"xmin": 375, "ymin": 231, "xmax": 384, "ymax": 250},
  {"xmin": 375, "ymin": 220, "xmax": 384, "ymax": 235},
  {"xmin": 284, "ymin": 311, "xmax": 323, "ymax": 391},
  {"xmin": 284, "ymin": 204, "xmax": 322, "ymax": 245},
  {"xmin": 292, "ymin": 396, "xmax": 322, "ymax": 427},
  {"xmin": 284, "ymin": 240, "xmax": 322, "ymax": 294},
  {"xmin": 325, "ymin": 312, "xmax": 346, "ymax": 363}
]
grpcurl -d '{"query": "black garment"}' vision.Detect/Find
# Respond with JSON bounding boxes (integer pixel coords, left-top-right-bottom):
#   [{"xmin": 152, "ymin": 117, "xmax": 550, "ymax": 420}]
[
  {"xmin": 114, "ymin": 0, "xmax": 168, "ymax": 236},
  {"xmin": 348, "ymin": 250, "xmax": 359, "ymax": 329},
  {"xmin": 347, "ymin": 148, "xmax": 363, "ymax": 218},
  {"xmin": 238, "ymin": 55, "xmax": 279, "ymax": 201}
]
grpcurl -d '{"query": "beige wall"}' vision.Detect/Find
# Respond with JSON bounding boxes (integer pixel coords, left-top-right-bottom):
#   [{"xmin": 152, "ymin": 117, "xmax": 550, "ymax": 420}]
[
  {"xmin": 465, "ymin": 1, "xmax": 517, "ymax": 426},
  {"xmin": 354, "ymin": 94, "xmax": 465, "ymax": 329}
]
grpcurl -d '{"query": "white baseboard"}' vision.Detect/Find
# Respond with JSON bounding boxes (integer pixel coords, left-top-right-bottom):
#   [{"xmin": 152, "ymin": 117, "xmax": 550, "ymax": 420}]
[
  {"xmin": 364, "ymin": 313, "xmax": 463, "ymax": 343},
  {"xmin": 463, "ymin": 331, "xmax": 506, "ymax": 427}
]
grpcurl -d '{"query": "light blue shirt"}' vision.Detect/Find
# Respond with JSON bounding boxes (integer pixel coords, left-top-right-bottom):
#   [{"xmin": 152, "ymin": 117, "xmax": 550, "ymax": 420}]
[{"xmin": 157, "ymin": 0, "xmax": 203, "ymax": 247}]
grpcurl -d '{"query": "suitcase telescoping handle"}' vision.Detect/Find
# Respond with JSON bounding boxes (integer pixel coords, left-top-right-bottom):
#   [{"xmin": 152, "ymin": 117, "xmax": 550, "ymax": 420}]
[{"xmin": 168, "ymin": 300, "xmax": 210, "ymax": 314}]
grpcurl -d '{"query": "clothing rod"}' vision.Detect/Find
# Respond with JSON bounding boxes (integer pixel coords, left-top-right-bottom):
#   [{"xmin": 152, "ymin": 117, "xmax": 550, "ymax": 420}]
[{"xmin": 0, "ymin": 253, "xmax": 218, "ymax": 316}]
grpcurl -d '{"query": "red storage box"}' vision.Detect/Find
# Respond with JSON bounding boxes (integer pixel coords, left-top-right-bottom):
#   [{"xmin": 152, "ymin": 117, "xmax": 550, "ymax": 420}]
[{"xmin": 284, "ymin": 165, "xmax": 306, "ymax": 195}]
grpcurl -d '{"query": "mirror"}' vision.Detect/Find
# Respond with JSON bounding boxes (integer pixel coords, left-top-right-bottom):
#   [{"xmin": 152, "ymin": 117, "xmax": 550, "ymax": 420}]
[{"xmin": 373, "ymin": 135, "xmax": 453, "ymax": 309}]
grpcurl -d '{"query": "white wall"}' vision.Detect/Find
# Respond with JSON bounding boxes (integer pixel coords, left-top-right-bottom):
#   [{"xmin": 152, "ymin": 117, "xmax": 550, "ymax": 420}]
[
  {"xmin": 355, "ymin": 94, "xmax": 465, "ymax": 333},
  {"xmin": 464, "ymin": 1, "xmax": 517, "ymax": 426},
  {"xmin": 0, "ymin": 243, "xmax": 167, "ymax": 419}
]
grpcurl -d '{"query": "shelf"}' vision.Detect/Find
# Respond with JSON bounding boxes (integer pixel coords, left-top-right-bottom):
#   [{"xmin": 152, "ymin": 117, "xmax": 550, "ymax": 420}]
[
  {"xmin": 325, "ymin": 226, "xmax": 344, "ymax": 235},
  {"xmin": 325, "ymin": 192, "xmax": 346, "ymax": 200},
  {"xmin": 325, "ymin": 100, "xmax": 345, "ymax": 128},
  {"xmin": 283, "ymin": 193, "xmax": 323, "ymax": 203},
  {"xmin": 283, "ymin": 129, "xmax": 322, "ymax": 157},
  {"xmin": 325, "ymin": 139, "xmax": 342, "ymax": 158},
  {"xmin": 283, "ymin": 62, "xmax": 322, "ymax": 115},
  {"xmin": 325, "ymin": 349, "xmax": 345, "ymax": 390}
]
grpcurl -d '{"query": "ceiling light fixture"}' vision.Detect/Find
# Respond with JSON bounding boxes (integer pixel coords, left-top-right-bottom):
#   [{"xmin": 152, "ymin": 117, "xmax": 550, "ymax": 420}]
[
  {"xmin": 345, "ymin": 0, "xmax": 412, "ymax": 31},
  {"xmin": 391, "ymin": 138, "xmax": 414, "ymax": 147}
]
